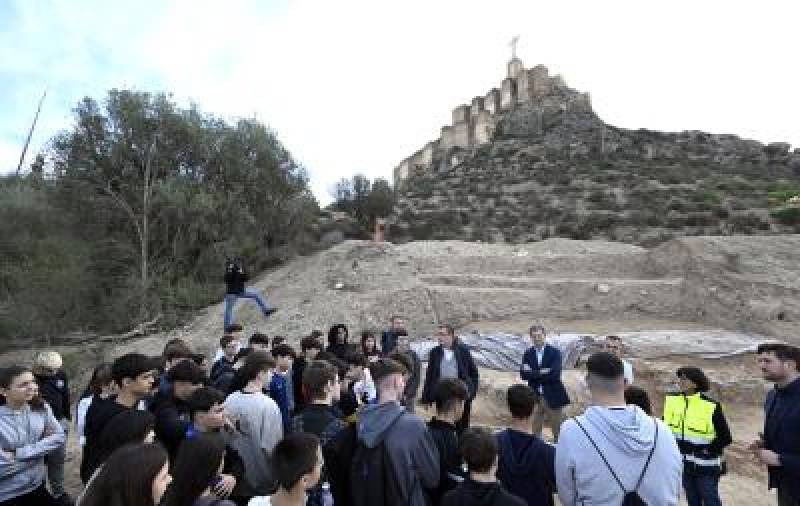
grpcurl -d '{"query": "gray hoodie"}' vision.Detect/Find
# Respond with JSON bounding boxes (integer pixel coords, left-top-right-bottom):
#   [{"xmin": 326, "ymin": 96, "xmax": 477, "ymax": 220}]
[
  {"xmin": 555, "ymin": 406, "xmax": 682, "ymax": 506},
  {"xmin": 357, "ymin": 401, "xmax": 440, "ymax": 506},
  {"xmin": 0, "ymin": 403, "xmax": 66, "ymax": 502}
]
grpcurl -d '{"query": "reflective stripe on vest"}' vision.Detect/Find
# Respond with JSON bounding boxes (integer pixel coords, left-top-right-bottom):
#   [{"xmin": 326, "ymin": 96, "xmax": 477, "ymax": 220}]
[{"xmin": 663, "ymin": 393, "xmax": 717, "ymax": 445}]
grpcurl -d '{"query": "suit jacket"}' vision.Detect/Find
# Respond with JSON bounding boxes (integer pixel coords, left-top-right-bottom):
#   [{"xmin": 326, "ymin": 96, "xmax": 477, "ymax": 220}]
[
  {"xmin": 520, "ymin": 344, "xmax": 570, "ymax": 409},
  {"xmin": 421, "ymin": 340, "xmax": 479, "ymax": 404}
]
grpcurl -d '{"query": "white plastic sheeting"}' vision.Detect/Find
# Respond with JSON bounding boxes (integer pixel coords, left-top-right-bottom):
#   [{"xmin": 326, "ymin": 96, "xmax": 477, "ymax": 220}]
[{"xmin": 411, "ymin": 332, "xmax": 595, "ymax": 371}]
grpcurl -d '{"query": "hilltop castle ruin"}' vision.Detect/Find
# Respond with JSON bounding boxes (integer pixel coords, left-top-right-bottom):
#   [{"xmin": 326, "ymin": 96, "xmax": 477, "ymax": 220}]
[{"xmin": 393, "ymin": 54, "xmax": 593, "ymax": 188}]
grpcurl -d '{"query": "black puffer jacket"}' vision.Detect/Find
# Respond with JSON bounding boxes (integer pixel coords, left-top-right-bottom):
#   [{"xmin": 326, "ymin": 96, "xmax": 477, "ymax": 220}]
[{"xmin": 35, "ymin": 371, "xmax": 70, "ymax": 421}]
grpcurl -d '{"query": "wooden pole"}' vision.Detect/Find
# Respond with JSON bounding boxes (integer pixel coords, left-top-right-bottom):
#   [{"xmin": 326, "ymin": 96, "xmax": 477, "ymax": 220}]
[{"xmin": 16, "ymin": 90, "xmax": 47, "ymax": 176}]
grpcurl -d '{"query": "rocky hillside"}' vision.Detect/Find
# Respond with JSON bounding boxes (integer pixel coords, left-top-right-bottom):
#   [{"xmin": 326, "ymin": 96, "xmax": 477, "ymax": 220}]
[{"xmin": 391, "ymin": 99, "xmax": 800, "ymax": 245}]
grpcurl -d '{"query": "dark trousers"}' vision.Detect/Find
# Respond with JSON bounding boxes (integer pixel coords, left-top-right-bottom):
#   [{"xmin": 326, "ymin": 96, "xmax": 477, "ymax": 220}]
[
  {"xmin": 456, "ymin": 399, "xmax": 472, "ymax": 434},
  {"xmin": 0, "ymin": 484, "xmax": 58, "ymax": 506},
  {"xmin": 683, "ymin": 472, "xmax": 722, "ymax": 506},
  {"xmin": 778, "ymin": 486, "xmax": 800, "ymax": 506}
]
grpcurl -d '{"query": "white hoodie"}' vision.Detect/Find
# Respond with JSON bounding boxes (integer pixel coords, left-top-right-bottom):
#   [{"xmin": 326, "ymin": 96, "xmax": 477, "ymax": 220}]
[{"xmin": 556, "ymin": 405, "xmax": 682, "ymax": 506}]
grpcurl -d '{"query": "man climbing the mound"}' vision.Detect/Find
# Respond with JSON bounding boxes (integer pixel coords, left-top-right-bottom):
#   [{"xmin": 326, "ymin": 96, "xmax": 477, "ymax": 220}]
[{"xmin": 224, "ymin": 257, "xmax": 277, "ymax": 329}]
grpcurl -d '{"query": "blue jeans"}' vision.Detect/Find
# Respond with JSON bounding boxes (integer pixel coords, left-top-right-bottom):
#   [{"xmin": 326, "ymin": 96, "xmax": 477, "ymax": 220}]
[
  {"xmin": 683, "ymin": 472, "xmax": 722, "ymax": 506},
  {"xmin": 224, "ymin": 289, "xmax": 271, "ymax": 328}
]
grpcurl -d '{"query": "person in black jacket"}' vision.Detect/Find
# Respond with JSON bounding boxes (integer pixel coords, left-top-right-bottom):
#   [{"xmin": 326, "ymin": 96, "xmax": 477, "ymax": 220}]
[
  {"xmin": 186, "ymin": 387, "xmax": 250, "ymax": 505},
  {"xmin": 82, "ymin": 353, "xmax": 158, "ymax": 483},
  {"xmin": 751, "ymin": 343, "xmax": 800, "ymax": 506},
  {"xmin": 427, "ymin": 378, "xmax": 469, "ymax": 506},
  {"xmin": 33, "ymin": 351, "xmax": 72, "ymax": 506},
  {"xmin": 292, "ymin": 336, "xmax": 323, "ymax": 415},
  {"xmin": 223, "ymin": 257, "xmax": 277, "ymax": 330},
  {"xmin": 150, "ymin": 359, "xmax": 206, "ymax": 459},
  {"xmin": 496, "ymin": 385, "xmax": 556, "ymax": 506},
  {"xmin": 291, "ymin": 360, "xmax": 346, "ymax": 506},
  {"xmin": 421, "ymin": 324, "xmax": 479, "ymax": 433},
  {"xmin": 442, "ymin": 428, "xmax": 526, "ymax": 506},
  {"xmin": 381, "ymin": 316, "xmax": 406, "ymax": 355},
  {"xmin": 326, "ymin": 324, "xmax": 351, "ymax": 360}
]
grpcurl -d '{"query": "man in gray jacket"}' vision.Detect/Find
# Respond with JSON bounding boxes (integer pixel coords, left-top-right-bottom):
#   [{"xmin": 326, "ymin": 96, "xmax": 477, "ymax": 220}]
[
  {"xmin": 556, "ymin": 352, "xmax": 682, "ymax": 506},
  {"xmin": 355, "ymin": 358, "xmax": 440, "ymax": 505}
]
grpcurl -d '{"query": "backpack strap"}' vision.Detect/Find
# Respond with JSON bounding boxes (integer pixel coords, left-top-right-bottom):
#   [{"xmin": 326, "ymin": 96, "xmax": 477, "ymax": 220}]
[
  {"xmin": 573, "ymin": 418, "xmax": 627, "ymax": 494},
  {"xmin": 633, "ymin": 419, "xmax": 658, "ymax": 493},
  {"xmin": 573, "ymin": 416, "xmax": 659, "ymax": 496}
]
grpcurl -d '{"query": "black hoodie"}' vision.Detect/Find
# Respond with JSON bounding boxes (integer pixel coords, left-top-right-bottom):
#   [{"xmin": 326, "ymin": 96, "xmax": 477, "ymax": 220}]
[
  {"xmin": 496, "ymin": 428, "xmax": 556, "ymax": 506},
  {"xmin": 442, "ymin": 479, "xmax": 526, "ymax": 506}
]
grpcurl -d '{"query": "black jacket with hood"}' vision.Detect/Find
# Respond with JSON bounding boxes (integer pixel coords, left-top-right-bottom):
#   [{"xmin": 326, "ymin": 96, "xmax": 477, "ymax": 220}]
[
  {"xmin": 34, "ymin": 371, "xmax": 71, "ymax": 421},
  {"xmin": 496, "ymin": 428, "xmax": 556, "ymax": 506},
  {"xmin": 442, "ymin": 478, "xmax": 526, "ymax": 506}
]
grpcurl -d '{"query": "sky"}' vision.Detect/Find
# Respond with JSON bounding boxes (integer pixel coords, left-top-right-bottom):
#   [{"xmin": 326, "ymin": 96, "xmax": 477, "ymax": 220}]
[{"xmin": 1, "ymin": 0, "xmax": 798, "ymax": 205}]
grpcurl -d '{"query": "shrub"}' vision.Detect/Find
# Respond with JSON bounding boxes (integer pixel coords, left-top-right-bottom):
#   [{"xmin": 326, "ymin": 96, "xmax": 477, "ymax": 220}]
[{"xmin": 770, "ymin": 207, "xmax": 800, "ymax": 225}]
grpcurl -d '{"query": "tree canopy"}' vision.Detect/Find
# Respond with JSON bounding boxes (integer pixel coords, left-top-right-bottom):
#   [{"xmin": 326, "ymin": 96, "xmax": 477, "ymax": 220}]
[{"xmin": 0, "ymin": 90, "xmax": 318, "ymax": 345}]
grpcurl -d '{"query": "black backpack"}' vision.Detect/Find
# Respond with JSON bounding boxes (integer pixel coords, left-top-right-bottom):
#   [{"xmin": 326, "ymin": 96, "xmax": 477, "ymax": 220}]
[
  {"xmin": 349, "ymin": 416, "xmax": 406, "ymax": 506},
  {"xmin": 574, "ymin": 417, "xmax": 659, "ymax": 506}
]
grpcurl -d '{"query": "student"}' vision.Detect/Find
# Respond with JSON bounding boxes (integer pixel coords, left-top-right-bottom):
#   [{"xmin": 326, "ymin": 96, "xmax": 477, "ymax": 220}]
[
  {"xmin": 76, "ymin": 364, "xmax": 115, "ymax": 447},
  {"xmin": 81, "ymin": 353, "xmax": 157, "ymax": 483},
  {"xmin": 223, "ymin": 256, "xmax": 277, "ymax": 329},
  {"xmin": 421, "ymin": 324, "xmax": 479, "ymax": 433},
  {"xmin": 361, "ymin": 331, "xmax": 381, "ymax": 363},
  {"xmin": 31, "ymin": 351, "xmax": 72, "ymax": 506},
  {"xmin": 186, "ymin": 387, "xmax": 248, "ymax": 504},
  {"xmin": 150, "ymin": 359, "xmax": 207, "ymax": 458},
  {"xmin": 441, "ymin": 427, "xmax": 526, "ymax": 506},
  {"xmin": 0, "ymin": 365, "xmax": 66, "ymax": 506},
  {"xmin": 291, "ymin": 361, "xmax": 345, "ymax": 506},
  {"xmin": 212, "ymin": 336, "xmax": 240, "ymax": 384},
  {"xmin": 664, "ymin": 366, "xmax": 732, "ymax": 506},
  {"xmin": 164, "ymin": 433, "xmax": 236, "ymax": 506},
  {"xmin": 214, "ymin": 325, "xmax": 245, "ymax": 364},
  {"xmin": 381, "ymin": 315, "xmax": 406, "ymax": 355},
  {"xmin": 751, "ymin": 343, "xmax": 800, "ymax": 506},
  {"xmin": 388, "ymin": 351, "xmax": 416, "ymax": 411},
  {"xmin": 393, "ymin": 333, "xmax": 421, "ymax": 412},
  {"xmin": 160, "ymin": 340, "xmax": 195, "ymax": 395},
  {"xmin": 82, "ymin": 410, "xmax": 156, "ymax": 485},
  {"xmin": 292, "ymin": 336, "xmax": 323, "ymax": 414},
  {"xmin": 248, "ymin": 433, "xmax": 323, "ymax": 506},
  {"xmin": 213, "ymin": 347, "xmax": 252, "ymax": 395},
  {"xmin": 427, "ymin": 378, "xmax": 469, "ymax": 506},
  {"xmin": 604, "ymin": 335, "xmax": 634, "ymax": 385},
  {"xmin": 556, "ymin": 352, "xmax": 681, "ymax": 506},
  {"xmin": 347, "ymin": 351, "xmax": 377, "ymax": 407},
  {"xmin": 326, "ymin": 324, "xmax": 351, "ymax": 360},
  {"xmin": 624, "ymin": 385, "xmax": 652, "ymax": 415},
  {"xmin": 270, "ymin": 344, "xmax": 296, "ymax": 429},
  {"xmin": 351, "ymin": 358, "xmax": 439, "ymax": 505},
  {"xmin": 249, "ymin": 333, "xmax": 270, "ymax": 352},
  {"xmin": 224, "ymin": 351, "xmax": 284, "ymax": 495},
  {"xmin": 496, "ymin": 384, "xmax": 556, "ymax": 506},
  {"xmin": 78, "ymin": 443, "xmax": 171, "ymax": 506}
]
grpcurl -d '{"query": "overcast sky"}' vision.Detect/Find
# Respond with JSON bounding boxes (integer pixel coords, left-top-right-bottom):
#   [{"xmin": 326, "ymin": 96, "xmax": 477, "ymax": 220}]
[{"xmin": 2, "ymin": 0, "xmax": 798, "ymax": 204}]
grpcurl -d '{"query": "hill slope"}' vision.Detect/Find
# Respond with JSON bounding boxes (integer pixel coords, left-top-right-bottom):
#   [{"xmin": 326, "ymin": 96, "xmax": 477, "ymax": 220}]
[{"xmin": 392, "ymin": 92, "xmax": 800, "ymax": 245}]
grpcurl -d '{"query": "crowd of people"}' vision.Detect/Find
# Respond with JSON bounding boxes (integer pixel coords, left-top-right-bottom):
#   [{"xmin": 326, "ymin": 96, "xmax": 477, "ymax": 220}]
[{"xmin": 0, "ymin": 316, "xmax": 799, "ymax": 506}]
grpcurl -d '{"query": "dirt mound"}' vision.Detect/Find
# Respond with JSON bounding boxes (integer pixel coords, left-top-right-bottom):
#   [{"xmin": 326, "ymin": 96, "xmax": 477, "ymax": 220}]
[{"xmin": 2, "ymin": 236, "xmax": 795, "ymax": 506}]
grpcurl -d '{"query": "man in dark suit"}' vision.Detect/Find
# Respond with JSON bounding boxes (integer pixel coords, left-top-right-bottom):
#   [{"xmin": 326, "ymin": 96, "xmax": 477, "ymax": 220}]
[
  {"xmin": 520, "ymin": 324, "xmax": 570, "ymax": 441},
  {"xmin": 421, "ymin": 324, "xmax": 479, "ymax": 433}
]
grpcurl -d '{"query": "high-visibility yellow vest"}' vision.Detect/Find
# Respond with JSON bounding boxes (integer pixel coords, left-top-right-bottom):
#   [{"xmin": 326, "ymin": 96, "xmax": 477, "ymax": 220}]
[{"xmin": 664, "ymin": 393, "xmax": 717, "ymax": 444}]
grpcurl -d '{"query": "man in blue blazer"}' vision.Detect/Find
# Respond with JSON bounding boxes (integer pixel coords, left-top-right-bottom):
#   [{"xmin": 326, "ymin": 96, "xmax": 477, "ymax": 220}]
[{"xmin": 520, "ymin": 324, "xmax": 570, "ymax": 441}]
